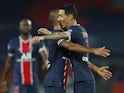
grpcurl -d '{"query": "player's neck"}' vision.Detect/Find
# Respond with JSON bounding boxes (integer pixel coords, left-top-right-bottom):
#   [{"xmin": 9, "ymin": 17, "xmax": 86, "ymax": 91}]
[
  {"xmin": 54, "ymin": 24, "xmax": 62, "ymax": 30},
  {"xmin": 21, "ymin": 33, "xmax": 30, "ymax": 40},
  {"xmin": 68, "ymin": 20, "xmax": 77, "ymax": 28}
]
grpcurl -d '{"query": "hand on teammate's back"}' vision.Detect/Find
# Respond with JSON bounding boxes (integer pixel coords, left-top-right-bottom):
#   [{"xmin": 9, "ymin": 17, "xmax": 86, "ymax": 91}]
[
  {"xmin": 31, "ymin": 36, "xmax": 45, "ymax": 44},
  {"xmin": 38, "ymin": 28, "xmax": 51, "ymax": 35}
]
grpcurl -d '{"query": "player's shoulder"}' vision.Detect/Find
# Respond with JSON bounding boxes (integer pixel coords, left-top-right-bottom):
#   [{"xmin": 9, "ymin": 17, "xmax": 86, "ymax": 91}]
[
  {"xmin": 9, "ymin": 36, "xmax": 19, "ymax": 44},
  {"xmin": 76, "ymin": 24, "xmax": 87, "ymax": 33},
  {"xmin": 68, "ymin": 24, "xmax": 87, "ymax": 33}
]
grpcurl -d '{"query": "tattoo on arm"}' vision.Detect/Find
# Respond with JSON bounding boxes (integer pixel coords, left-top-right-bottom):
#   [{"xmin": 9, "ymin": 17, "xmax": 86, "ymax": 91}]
[{"xmin": 44, "ymin": 32, "xmax": 69, "ymax": 40}]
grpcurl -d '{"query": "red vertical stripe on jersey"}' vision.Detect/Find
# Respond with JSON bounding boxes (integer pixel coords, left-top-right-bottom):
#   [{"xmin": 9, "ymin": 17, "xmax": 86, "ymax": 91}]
[
  {"xmin": 22, "ymin": 42, "xmax": 32, "ymax": 85},
  {"xmin": 23, "ymin": 61, "xmax": 31, "ymax": 85},
  {"xmin": 63, "ymin": 60, "xmax": 69, "ymax": 90},
  {"xmin": 22, "ymin": 42, "xmax": 30, "ymax": 53}
]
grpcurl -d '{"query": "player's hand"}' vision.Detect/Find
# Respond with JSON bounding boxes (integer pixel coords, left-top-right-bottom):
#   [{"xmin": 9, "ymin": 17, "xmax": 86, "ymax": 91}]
[
  {"xmin": 31, "ymin": 36, "xmax": 45, "ymax": 44},
  {"xmin": 0, "ymin": 80, "xmax": 8, "ymax": 93},
  {"xmin": 96, "ymin": 66, "xmax": 112, "ymax": 80},
  {"xmin": 42, "ymin": 60, "xmax": 50, "ymax": 70},
  {"xmin": 93, "ymin": 46, "xmax": 110, "ymax": 57},
  {"xmin": 38, "ymin": 28, "xmax": 51, "ymax": 35}
]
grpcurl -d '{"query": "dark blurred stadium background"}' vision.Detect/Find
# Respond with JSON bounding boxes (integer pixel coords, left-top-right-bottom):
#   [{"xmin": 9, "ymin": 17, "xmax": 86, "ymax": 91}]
[{"xmin": 0, "ymin": 0, "xmax": 124, "ymax": 93}]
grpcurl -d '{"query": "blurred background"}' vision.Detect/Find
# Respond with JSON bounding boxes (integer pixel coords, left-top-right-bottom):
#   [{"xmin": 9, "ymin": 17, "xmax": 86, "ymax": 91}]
[{"xmin": 0, "ymin": 0, "xmax": 124, "ymax": 93}]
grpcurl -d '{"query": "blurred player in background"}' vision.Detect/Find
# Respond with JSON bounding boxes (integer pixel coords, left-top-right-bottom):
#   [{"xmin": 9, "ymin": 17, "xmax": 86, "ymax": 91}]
[
  {"xmin": 0, "ymin": 19, "xmax": 48, "ymax": 93},
  {"xmin": 32, "ymin": 8, "xmax": 112, "ymax": 93}
]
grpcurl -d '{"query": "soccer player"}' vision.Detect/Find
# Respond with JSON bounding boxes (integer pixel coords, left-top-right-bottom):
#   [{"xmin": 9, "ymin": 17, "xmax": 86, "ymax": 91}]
[
  {"xmin": 0, "ymin": 19, "xmax": 48, "ymax": 93},
  {"xmin": 40, "ymin": 10, "xmax": 71, "ymax": 93},
  {"xmin": 32, "ymin": 8, "xmax": 112, "ymax": 93}
]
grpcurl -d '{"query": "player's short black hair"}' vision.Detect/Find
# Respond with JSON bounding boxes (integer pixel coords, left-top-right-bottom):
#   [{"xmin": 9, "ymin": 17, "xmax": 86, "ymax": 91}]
[{"xmin": 59, "ymin": 4, "xmax": 78, "ymax": 19}]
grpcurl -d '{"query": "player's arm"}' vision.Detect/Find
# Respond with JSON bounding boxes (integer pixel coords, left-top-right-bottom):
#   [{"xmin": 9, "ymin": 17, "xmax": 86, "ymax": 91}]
[
  {"xmin": 87, "ymin": 61, "xmax": 112, "ymax": 80},
  {"xmin": 38, "ymin": 41, "xmax": 49, "ymax": 70},
  {"xmin": 38, "ymin": 28, "xmax": 52, "ymax": 35},
  {"xmin": 36, "ymin": 28, "xmax": 110, "ymax": 57},
  {"xmin": 31, "ymin": 31, "xmax": 69, "ymax": 44},
  {"xmin": 39, "ymin": 49, "xmax": 49, "ymax": 70},
  {"xmin": 42, "ymin": 32, "xmax": 69, "ymax": 40},
  {"xmin": 37, "ymin": 28, "xmax": 69, "ymax": 40},
  {"xmin": 59, "ymin": 40, "xmax": 95, "ymax": 53},
  {"xmin": 1, "ymin": 56, "xmax": 14, "ymax": 81},
  {"xmin": 0, "ymin": 56, "xmax": 14, "ymax": 92},
  {"xmin": 58, "ymin": 40, "xmax": 110, "ymax": 57}
]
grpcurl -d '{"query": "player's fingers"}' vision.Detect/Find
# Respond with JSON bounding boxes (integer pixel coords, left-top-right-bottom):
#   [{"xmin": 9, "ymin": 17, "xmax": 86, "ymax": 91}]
[
  {"xmin": 103, "ymin": 52, "xmax": 110, "ymax": 57},
  {"xmin": 106, "ymin": 72, "xmax": 112, "ymax": 77},
  {"xmin": 103, "ymin": 73, "xmax": 111, "ymax": 80},
  {"xmin": 38, "ymin": 28, "xmax": 44, "ymax": 34},
  {"xmin": 101, "ymin": 47, "xmax": 110, "ymax": 53},
  {"xmin": 32, "ymin": 37, "xmax": 40, "ymax": 44},
  {"xmin": 104, "ymin": 74, "xmax": 111, "ymax": 79},
  {"xmin": 102, "ymin": 75, "xmax": 108, "ymax": 80},
  {"xmin": 103, "ymin": 68, "xmax": 112, "ymax": 75},
  {"xmin": 104, "ymin": 51, "xmax": 110, "ymax": 55},
  {"xmin": 101, "ymin": 54, "xmax": 106, "ymax": 57},
  {"xmin": 38, "ymin": 31, "xmax": 41, "ymax": 34},
  {"xmin": 106, "ymin": 70, "xmax": 112, "ymax": 74},
  {"xmin": 102, "ymin": 66, "xmax": 109, "ymax": 69},
  {"xmin": 104, "ymin": 49, "xmax": 110, "ymax": 52},
  {"xmin": 36, "ymin": 38, "xmax": 40, "ymax": 43},
  {"xmin": 104, "ymin": 72, "xmax": 112, "ymax": 79},
  {"xmin": 101, "ymin": 51, "xmax": 110, "ymax": 57}
]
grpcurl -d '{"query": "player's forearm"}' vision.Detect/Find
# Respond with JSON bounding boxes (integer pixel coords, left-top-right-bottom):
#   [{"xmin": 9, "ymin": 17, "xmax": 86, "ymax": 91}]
[
  {"xmin": 40, "ymin": 50, "xmax": 48, "ymax": 69},
  {"xmin": 1, "ymin": 57, "xmax": 13, "ymax": 81},
  {"xmin": 61, "ymin": 42, "xmax": 95, "ymax": 53},
  {"xmin": 70, "ymin": 45, "xmax": 95, "ymax": 53},
  {"xmin": 87, "ymin": 61, "xmax": 99, "ymax": 72},
  {"xmin": 44, "ymin": 32, "xmax": 69, "ymax": 40}
]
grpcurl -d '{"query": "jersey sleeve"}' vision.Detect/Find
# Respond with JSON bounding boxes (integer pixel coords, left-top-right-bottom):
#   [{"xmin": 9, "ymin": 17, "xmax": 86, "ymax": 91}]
[
  {"xmin": 57, "ymin": 31, "xmax": 71, "ymax": 46},
  {"xmin": 69, "ymin": 28, "xmax": 84, "ymax": 44},
  {"xmin": 69, "ymin": 26, "xmax": 88, "ymax": 45},
  {"xmin": 7, "ymin": 40, "xmax": 15, "ymax": 57},
  {"xmin": 38, "ymin": 41, "xmax": 47, "ymax": 53}
]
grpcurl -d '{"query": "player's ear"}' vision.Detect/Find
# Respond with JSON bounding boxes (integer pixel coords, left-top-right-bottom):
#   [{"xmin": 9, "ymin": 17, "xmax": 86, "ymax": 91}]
[{"xmin": 68, "ymin": 14, "xmax": 73, "ymax": 21}]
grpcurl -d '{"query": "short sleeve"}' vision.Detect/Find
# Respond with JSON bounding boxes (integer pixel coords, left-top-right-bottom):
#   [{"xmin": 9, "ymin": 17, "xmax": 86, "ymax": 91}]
[
  {"xmin": 38, "ymin": 41, "xmax": 47, "ymax": 53},
  {"xmin": 7, "ymin": 40, "xmax": 15, "ymax": 57},
  {"xmin": 69, "ymin": 28, "xmax": 84, "ymax": 44},
  {"xmin": 57, "ymin": 31, "xmax": 71, "ymax": 46}
]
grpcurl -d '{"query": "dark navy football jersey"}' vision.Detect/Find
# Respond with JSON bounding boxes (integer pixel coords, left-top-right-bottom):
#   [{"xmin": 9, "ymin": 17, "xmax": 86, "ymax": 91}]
[
  {"xmin": 44, "ymin": 29, "xmax": 68, "ymax": 87},
  {"xmin": 7, "ymin": 36, "xmax": 45, "ymax": 85},
  {"xmin": 67, "ymin": 24, "xmax": 94, "ymax": 82}
]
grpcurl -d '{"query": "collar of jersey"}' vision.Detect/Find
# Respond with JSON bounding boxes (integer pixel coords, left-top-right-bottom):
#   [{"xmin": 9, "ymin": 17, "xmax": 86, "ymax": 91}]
[{"xmin": 19, "ymin": 35, "xmax": 32, "ymax": 43}]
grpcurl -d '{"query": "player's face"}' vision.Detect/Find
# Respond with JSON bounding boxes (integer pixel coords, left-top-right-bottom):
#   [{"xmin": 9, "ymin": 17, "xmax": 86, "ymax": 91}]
[
  {"xmin": 58, "ymin": 10, "xmax": 70, "ymax": 30},
  {"xmin": 19, "ymin": 20, "xmax": 32, "ymax": 34}
]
